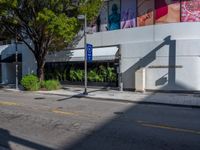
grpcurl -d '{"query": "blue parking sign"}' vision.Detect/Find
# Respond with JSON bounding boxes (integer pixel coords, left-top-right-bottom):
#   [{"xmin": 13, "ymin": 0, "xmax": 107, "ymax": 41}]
[{"xmin": 87, "ymin": 44, "xmax": 93, "ymax": 63}]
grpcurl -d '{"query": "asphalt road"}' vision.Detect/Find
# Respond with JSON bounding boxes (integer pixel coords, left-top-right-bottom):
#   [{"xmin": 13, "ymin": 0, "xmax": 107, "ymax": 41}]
[{"xmin": 0, "ymin": 91, "xmax": 199, "ymax": 150}]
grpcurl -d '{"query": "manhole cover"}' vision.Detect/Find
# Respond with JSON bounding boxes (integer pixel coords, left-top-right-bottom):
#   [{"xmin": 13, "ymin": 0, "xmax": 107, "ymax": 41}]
[
  {"xmin": 114, "ymin": 112, "xmax": 124, "ymax": 115},
  {"xmin": 56, "ymin": 107, "xmax": 63, "ymax": 109},
  {"xmin": 74, "ymin": 90, "xmax": 82, "ymax": 92},
  {"xmin": 34, "ymin": 97, "xmax": 46, "ymax": 100}
]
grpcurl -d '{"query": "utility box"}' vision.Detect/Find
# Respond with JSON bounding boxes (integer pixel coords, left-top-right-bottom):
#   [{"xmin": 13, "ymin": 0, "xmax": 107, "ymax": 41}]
[{"xmin": 135, "ymin": 68, "xmax": 146, "ymax": 92}]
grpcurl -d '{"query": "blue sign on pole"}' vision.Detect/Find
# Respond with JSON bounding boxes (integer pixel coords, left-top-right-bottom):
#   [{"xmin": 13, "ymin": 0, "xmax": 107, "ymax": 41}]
[{"xmin": 86, "ymin": 43, "xmax": 93, "ymax": 63}]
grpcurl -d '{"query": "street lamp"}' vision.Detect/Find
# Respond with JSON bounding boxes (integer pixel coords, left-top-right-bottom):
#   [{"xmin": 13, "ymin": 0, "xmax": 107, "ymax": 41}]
[
  {"xmin": 15, "ymin": 33, "xmax": 18, "ymax": 90},
  {"xmin": 78, "ymin": 14, "xmax": 88, "ymax": 95}
]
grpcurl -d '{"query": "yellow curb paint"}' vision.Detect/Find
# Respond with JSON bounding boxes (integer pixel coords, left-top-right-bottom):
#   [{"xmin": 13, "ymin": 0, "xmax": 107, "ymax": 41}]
[
  {"xmin": 141, "ymin": 123, "xmax": 200, "ymax": 135},
  {"xmin": 52, "ymin": 110, "xmax": 77, "ymax": 116},
  {"xmin": 0, "ymin": 101, "xmax": 18, "ymax": 106}
]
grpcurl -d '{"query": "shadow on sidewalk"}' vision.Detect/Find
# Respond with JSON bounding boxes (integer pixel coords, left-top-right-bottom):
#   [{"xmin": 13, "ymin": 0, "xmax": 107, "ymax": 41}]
[
  {"xmin": 56, "ymin": 93, "xmax": 85, "ymax": 101},
  {"xmin": 56, "ymin": 87, "xmax": 112, "ymax": 102},
  {"xmin": 0, "ymin": 128, "xmax": 53, "ymax": 150}
]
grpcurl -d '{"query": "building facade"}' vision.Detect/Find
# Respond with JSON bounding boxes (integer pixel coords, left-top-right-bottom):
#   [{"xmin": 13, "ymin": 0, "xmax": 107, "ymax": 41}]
[
  {"xmin": 0, "ymin": 40, "xmax": 36, "ymax": 84},
  {"xmin": 1, "ymin": 0, "xmax": 200, "ymax": 92},
  {"xmin": 75, "ymin": 0, "xmax": 200, "ymax": 91}
]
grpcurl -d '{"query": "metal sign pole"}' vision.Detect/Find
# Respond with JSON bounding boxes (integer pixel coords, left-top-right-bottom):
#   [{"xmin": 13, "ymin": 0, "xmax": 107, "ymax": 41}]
[
  {"xmin": 15, "ymin": 35, "xmax": 18, "ymax": 90},
  {"xmin": 84, "ymin": 14, "xmax": 88, "ymax": 95}
]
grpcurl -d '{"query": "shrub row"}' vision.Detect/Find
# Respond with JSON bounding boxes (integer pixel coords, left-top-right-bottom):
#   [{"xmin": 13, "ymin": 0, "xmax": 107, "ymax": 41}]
[
  {"xmin": 45, "ymin": 65, "xmax": 117, "ymax": 83},
  {"xmin": 21, "ymin": 74, "xmax": 61, "ymax": 91},
  {"xmin": 70, "ymin": 66, "xmax": 117, "ymax": 82}
]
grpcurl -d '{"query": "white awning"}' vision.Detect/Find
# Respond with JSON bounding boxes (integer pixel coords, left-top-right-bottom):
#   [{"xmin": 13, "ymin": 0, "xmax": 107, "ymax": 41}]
[
  {"xmin": 46, "ymin": 46, "xmax": 119, "ymax": 62},
  {"xmin": 0, "ymin": 45, "xmax": 9, "ymax": 55}
]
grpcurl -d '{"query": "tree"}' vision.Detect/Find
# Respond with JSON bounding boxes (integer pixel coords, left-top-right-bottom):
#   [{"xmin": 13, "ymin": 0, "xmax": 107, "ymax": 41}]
[{"xmin": 0, "ymin": 0, "xmax": 102, "ymax": 80}]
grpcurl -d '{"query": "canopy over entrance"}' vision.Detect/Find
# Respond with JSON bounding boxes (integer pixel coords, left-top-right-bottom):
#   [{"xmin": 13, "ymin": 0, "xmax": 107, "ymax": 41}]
[
  {"xmin": 46, "ymin": 46, "xmax": 119, "ymax": 62},
  {"xmin": 0, "ymin": 54, "xmax": 22, "ymax": 63}
]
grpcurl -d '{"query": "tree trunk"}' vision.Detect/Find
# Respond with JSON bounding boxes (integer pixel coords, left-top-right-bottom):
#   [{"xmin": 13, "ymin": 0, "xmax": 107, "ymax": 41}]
[
  {"xmin": 34, "ymin": 41, "xmax": 48, "ymax": 81},
  {"xmin": 37, "ymin": 60, "xmax": 45, "ymax": 81}
]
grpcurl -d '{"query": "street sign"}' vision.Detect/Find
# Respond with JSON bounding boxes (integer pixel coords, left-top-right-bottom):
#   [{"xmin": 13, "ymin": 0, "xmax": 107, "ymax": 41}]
[{"xmin": 86, "ymin": 43, "xmax": 93, "ymax": 63}]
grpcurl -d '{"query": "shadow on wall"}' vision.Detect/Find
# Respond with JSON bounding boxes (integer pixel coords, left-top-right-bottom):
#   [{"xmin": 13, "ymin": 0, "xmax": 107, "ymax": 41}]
[
  {"xmin": 0, "ymin": 128, "xmax": 53, "ymax": 150},
  {"xmin": 155, "ymin": 73, "xmax": 168, "ymax": 86},
  {"xmin": 123, "ymin": 35, "xmax": 190, "ymax": 91}
]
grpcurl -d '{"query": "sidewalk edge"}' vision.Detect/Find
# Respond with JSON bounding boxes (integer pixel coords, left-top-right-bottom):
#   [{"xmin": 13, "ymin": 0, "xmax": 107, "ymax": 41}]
[{"xmin": 39, "ymin": 92, "xmax": 200, "ymax": 109}]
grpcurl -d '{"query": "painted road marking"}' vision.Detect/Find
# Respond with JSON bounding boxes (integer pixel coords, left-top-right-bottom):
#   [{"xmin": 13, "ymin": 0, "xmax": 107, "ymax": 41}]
[
  {"xmin": 52, "ymin": 110, "xmax": 78, "ymax": 116},
  {"xmin": 0, "ymin": 101, "xmax": 18, "ymax": 106},
  {"xmin": 0, "ymin": 101, "xmax": 81, "ymax": 117},
  {"xmin": 137, "ymin": 120, "xmax": 200, "ymax": 135}
]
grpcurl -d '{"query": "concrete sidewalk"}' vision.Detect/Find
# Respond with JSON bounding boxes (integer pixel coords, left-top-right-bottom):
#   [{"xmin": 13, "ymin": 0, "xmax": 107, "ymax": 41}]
[{"xmin": 35, "ymin": 86, "xmax": 200, "ymax": 108}]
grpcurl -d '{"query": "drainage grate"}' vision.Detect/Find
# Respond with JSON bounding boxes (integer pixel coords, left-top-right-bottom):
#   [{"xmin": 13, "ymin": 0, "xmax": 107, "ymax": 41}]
[
  {"xmin": 34, "ymin": 97, "xmax": 46, "ymax": 100},
  {"xmin": 114, "ymin": 112, "xmax": 124, "ymax": 115}
]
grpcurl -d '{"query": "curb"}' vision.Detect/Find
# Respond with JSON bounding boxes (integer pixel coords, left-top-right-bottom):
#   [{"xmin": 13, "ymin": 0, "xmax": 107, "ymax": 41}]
[
  {"xmin": 39, "ymin": 92, "xmax": 200, "ymax": 109},
  {"xmin": 2, "ymin": 88, "xmax": 24, "ymax": 93}
]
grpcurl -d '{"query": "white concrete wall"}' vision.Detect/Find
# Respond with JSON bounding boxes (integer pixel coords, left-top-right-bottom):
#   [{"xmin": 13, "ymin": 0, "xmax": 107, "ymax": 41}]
[
  {"xmin": 76, "ymin": 22, "xmax": 200, "ymax": 91},
  {"xmin": 21, "ymin": 44, "xmax": 37, "ymax": 76},
  {"xmin": 2, "ymin": 63, "xmax": 16, "ymax": 84},
  {"xmin": 121, "ymin": 39, "xmax": 200, "ymax": 91},
  {"xmin": 0, "ymin": 44, "xmax": 19, "ymax": 84},
  {"xmin": 0, "ymin": 42, "xmax": 37, "ymax": 84},
  {"xmin": 77, "ymin": 22, "xmax": 200, "ymax": 48}
]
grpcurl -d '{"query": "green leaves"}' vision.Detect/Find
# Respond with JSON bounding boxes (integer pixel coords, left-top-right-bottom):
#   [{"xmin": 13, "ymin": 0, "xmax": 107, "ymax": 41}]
[
  {"xmin": 0, "ymin": 0, "xmax": 102, "ymax": 79},
  {"xmin": 70, "ymin": 65, "xmax": 116, "ymax": 83},
  {"xmin": 48, "ymin": 14, "xmax": 78, "ymax": 43},
  {"xmin": 0, "ymin": 0, "xmax": 102, "ymax": 47},
  {"xmin": 0, "ymin": 0, "xmax": 17, "ymax": 8},
  {"xmin": 70, "ymin": 68, "xmax": 84, "ymax": 81},
  {"xmin": 79, "ymin": 0, "xmax": 102, "ymax": 22}
]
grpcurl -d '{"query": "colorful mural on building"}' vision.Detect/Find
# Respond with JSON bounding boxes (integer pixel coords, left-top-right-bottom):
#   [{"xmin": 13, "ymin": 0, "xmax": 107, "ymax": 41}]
[
  {"xmin": 92, "ymin": 0, "xmax": 200, "ymax": 32},
  {"xmin": 100, "ymin": 2, "xmax": 109, "ymax": 31},
  {"xmin": 181, "ymin": 0, "xmax": 200, "ymax": 22},
  {"xmin": 137, "ymin": 0, "xmax": 154, "ymax": 27},
  {"xmin": 108, "ymin": 0, "xmax": 121, "ymax": 30},
  {"xmin": 121, "ymin": 0, "xmax": 136, "ymax": 29},
  {"xmin": 155, "ymin": 0, "xmax": 180, "ymax": 24}
]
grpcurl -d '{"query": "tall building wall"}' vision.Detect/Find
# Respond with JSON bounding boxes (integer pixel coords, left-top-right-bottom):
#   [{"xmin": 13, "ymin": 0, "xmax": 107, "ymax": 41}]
[{"xmin": 82, "ymin": 22, "xmax": 200, "ymax": 91}]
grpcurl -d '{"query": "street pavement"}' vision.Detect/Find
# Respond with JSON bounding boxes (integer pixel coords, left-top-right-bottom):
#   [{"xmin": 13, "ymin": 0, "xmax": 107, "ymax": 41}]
[{"xmin": 0, "ymin": 90, "xmax": 200, "ymax": 150}]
